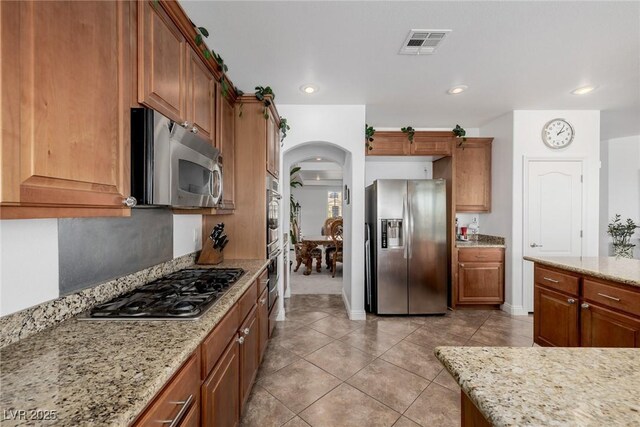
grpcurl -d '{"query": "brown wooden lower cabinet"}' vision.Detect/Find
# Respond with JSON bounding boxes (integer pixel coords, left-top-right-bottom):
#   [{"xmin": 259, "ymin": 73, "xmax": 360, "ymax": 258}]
[
  {"xmin": 202, "ymin": 338, "xmax": 240, "ymax": 427},
  {"xmin": 133, "ymin": 267, "xmax": 269, "ymax": 427},
  {"xmin": 258, "ymin": 287, "xmax": 269, "ymax": 362},
  {"xmin": 581, "ymin": 302, "xmax": 640, "ymax": 348},
  {"xmin": 533, "ymin": 263, "xmax": 640, "ymax": 348},
  {"xmin": 239, "ymin": 306, "xmax": 259, "ymax": 411},
  {"xmin": 534, "ymin": 285, "xmax": 579, "ymax": 347},
  {"xmin": 461, "ymin": 392, "xmax": 491, "ymax": 427},
  {"xmin": 456, "ymin": 248, "xmax": 505, "ymax": 306}
]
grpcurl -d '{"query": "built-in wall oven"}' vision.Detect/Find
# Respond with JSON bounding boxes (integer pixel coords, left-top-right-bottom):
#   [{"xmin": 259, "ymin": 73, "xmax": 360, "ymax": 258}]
[{"xmin": 266, "ymin": 174, "xmax": 281, "ymax": 311}]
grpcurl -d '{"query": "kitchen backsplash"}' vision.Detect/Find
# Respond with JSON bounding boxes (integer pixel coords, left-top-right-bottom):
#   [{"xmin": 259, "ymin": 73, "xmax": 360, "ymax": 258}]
[{"xmin": 58, "ymin": 209, "xmax": 173, "ymax": 295}]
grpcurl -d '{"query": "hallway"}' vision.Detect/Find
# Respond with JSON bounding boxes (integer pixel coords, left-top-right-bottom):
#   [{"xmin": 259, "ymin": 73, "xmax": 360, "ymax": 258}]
[{"xmin": 241, "ymin": 295, "xmax": 534, "ymax": 427}]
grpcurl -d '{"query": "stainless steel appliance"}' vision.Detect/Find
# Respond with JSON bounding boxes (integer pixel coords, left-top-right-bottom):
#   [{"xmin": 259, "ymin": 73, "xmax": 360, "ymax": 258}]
[
  {"xmin": 365, "ymin": 179, "xmax": 447, "ymax": 314},
  {"xmin": 131, "ymin": 108, "xmax": 223, "ymax": 208},
  {"xmin": 266, "ymin": 174, "xmax": 281, "ymax": 258},
  {"xmin": 79, "ymin": 268, "xmax": 244, "ymax": 320},
  {"xmin": 267, "ymin": 249, "xmax": 281, "ymax": 311}
]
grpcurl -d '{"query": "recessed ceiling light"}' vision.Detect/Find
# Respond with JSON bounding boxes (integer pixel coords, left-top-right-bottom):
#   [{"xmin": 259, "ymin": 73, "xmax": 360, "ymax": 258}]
[
  {"xmin": 571, "ymin": 85, "xmax": 596, "ymax": 95},
  {"xmin": 447, "ymin": 85, "xmax": 468, "ymax": 95},
  {"xmin": 300, "ymin": 84, "xmax": 318, "ymax": 94},
  {"xmin": 316, "ymin": 175, "xmax": 320, "ymax": 180},
  {"xmin": 316, "ymin": 157, "xmax": 322, "ymax": 161}
]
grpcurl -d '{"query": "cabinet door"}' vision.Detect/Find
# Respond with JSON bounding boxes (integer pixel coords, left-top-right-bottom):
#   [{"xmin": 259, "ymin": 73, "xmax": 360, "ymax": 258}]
[
  {"xmin": 258, "ymin": 287, "xmax": 269, "ymax": 362},
  {"xmin": 410, "ymin": 135, "xmax": 452, "ymax": 156},
  {"xmin": 240, "ymin": 307, "xmax": 259, "ymax": 411},
  {"xmin": 366, "ymin": 132, "xmax": 409, "ymax": 156},
  {"xmin": 202, "ymin": 339, "xmax": 240, "ymax": 427},
  {"xmin": 581, "ymin": 302, "xmax": 640, "ymax": 348},
  {"xmin": 138, "ymin": 0, "xmax": 186, "ymax": 122},
  {"xmin": 273, "ymin": 122, "xmax": 281, "ymax": 179},
  {"xmin": 186, "ymin": 48, "xmax": 215, "ymax": 142},
  {"xmin": 218, "ymin": 89, "xmax": 235, "ymax": 209},
  {"xmin": 534, "ymin": 285, "xmax": 579, "ymax": 347},
  {"xmin": 457, "ymin": 262, "xmax": 504, "ymax": 304},
  {"xmin": 266, "ymin": 114, "xmax": 277, "ymax": 177},
  {"xmin": 1, "ymin": 0, "xmax": 132, "ymax": 215},
  {"xmin": 455, "ymin": 139, "xmax": 492, "ymax": 212}
]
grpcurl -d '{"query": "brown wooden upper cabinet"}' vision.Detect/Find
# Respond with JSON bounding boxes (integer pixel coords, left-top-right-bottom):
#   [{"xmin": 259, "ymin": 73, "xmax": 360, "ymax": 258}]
[
  {"xmin": 455, "ymin": 138, "xmax": 492, "ymax": 212},
  {"xmin": 266, "ymin": 112, "xmax": 280, "ymax": 179},
  {"xmin": 0, "ymin": 0, "xmax": 134, "ymax": 219},
  {"xmin": 187, "ymin": 48, "xmax": 216, "ymax": 142},
  {"xmin": 366, "ymin": 131, "xmax": 453, "ymax": 156},
  {"xmin": 217, "ymin": 85, "xmax": 236, "ymax": 209},
  {"xmin": 138, "ymin": 0, "xmax": 187, "ymax": 124}
]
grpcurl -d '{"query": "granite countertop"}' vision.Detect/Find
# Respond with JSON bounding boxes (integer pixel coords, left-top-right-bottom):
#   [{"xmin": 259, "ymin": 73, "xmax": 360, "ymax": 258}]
[
  {"xmin": 0, "ymin": 259, "xmax": 269, "ymax": 427},
  {"xmin": 456, "ymin": 234, "xmax": 506, "ymax": 248},
  {"xmin": 524, "ymin": 256, "xmax": 640, "ymax": 288},
  {"xmin": 435, "ymin": 346, "xmax": 640, "ymax": 427}
]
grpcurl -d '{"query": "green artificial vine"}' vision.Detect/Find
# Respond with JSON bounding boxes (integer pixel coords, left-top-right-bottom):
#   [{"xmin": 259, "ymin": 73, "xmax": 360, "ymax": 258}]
[
  {"xmin": 255, "ymin": 86, "xmax": 275, "ymax": 119},
  {"xmin": 365, "ymin": 124, "xmax": 375, "ymax": 151},
  {"xmin": 279, "ymin": 118, "xmax": 290, "ymax": 143},
  {"xmin": 401, "ymin": 126, "xmax": 415, "ymax": 143},
  {"xmin": 452, "ymin": 124, "xmax": 467, "ymax": 147},
  {"xmin": 193, "ymin": 26, "xmax": 231, "ymax": 98}
]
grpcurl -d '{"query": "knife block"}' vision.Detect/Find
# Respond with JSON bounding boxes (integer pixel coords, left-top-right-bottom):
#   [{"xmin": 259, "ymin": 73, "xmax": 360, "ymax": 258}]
[{"xmin": 197, "ymin": 243, "xmax": 224, "ymax": 265}]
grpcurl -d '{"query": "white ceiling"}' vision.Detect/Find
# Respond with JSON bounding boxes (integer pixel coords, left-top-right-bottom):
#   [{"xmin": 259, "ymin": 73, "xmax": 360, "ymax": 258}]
[
  {"xmin": 294, "ymin": 161, "xmax": 343, "ymax": 186},
  {"xmin": 181, "ymin": 1, "xmax": 640, "ymax": 140}
]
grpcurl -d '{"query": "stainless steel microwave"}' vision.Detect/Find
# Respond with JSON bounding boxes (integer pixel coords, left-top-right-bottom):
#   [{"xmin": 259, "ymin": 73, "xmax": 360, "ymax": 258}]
[{"xmin": 131, "ymin": 108, "xmax": 222, "ymax": 208}]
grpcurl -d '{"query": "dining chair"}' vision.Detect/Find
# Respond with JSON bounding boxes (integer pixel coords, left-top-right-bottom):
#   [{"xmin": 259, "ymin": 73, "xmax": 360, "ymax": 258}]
[
  {"xmin": 322, "ymin": 216, "xmax": 341, "ymax": 269},
  {"xmin": 329, "ymin": 219, "xmax": 343, "ymax": 278}
]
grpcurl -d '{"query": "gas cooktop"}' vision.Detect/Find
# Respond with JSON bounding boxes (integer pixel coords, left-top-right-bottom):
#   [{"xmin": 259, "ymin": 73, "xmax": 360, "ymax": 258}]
[{"xmin": 79, "ymin": 268, "xmax": 244, "ymax": 320}]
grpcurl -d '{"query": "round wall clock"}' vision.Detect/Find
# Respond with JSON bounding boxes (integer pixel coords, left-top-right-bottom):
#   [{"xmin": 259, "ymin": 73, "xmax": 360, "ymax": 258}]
[{"xmin": 542, "ymin": 118, "xmax": 574, "ymax": 149}]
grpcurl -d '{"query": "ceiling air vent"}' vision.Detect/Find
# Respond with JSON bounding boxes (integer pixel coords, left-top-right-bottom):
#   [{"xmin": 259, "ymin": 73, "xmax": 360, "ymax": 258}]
[{"xmin": 399, "ymin": 29, "xmax": 451, "ymax": 55}]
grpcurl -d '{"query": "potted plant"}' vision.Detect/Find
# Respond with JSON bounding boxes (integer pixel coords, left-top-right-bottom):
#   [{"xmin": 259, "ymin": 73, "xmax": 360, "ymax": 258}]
[
  {"xmin": 452, "ymin": 124, "xmax": 467, "ymax": 147},
  {"xmin": 290, "ymin": 166, "xmax": 303, "ymax": 244},
  {"xmin": 401, "ymin": 126, "xmax": 415, "ymax": 143},
  {"xmin": 365, "ymin": 124, "xmax": 375, "ymax": 151},
  {"xmin": 607, "ymin": 214, "xmax": 638, "ymax": 258}
]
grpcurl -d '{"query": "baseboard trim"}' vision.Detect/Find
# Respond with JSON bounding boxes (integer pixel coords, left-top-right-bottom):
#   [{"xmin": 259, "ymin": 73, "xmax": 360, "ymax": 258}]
[
  {"xmin": 501, "ymin": 302, "xmax": 529, "ymax": 316},
  {"xmin": 342, "ymin": 288, "xmax": 366, "ymax": 320}
]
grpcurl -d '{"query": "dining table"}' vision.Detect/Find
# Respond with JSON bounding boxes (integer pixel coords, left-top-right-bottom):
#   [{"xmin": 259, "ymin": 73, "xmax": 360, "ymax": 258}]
[{"xmin": 299, "ymin": 235, "xmax": 334, "ymax": 275}]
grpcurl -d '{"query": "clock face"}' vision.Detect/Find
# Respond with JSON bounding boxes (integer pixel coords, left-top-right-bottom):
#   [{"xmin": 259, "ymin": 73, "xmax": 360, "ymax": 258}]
[{"xmin": 542, "ymin": 119, "xmax": 574, "ymax": 149}]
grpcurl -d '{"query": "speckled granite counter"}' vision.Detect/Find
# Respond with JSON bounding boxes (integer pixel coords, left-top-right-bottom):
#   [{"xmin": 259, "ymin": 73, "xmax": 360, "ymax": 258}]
[
  {"xmin": 0, "ymin": 259, "xmax": 269, "ymax": 427},
  {"xmin": 456, "ymin": 234, "xmax": 506, "ymax": 248},
  {"xmin": 524, "ymin": 256, "xmax": 640, "ymax": 288},
  {"xmin": 435, "ymin": 346, "xmax": 640, "ymax": 427}
]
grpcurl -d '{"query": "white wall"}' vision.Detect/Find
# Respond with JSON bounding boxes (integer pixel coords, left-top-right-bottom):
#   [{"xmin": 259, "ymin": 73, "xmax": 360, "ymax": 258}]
[
  {"xmin": 480, "ymin": 110, "xmax": 600, "ymax": 314},
  {"xmin": 600, "ymin": 135, "xmax": 640, "ymax": 258},
  {"xmin": 0, "ymin": 219, "xmax": 59, "ymax": 316},
  {"xmin": 0, "ymin": 214, "xmax": 202, "ymax": 317},
  {"xmin": 279, "ymin": 105, "xmax": 366, "ymax": 319},
  {"xmin": 173, "ymin": 214, "xmax": 203, "ymax": 258},
  {"xmin": 292, "ymin": 185, "xmax": 343, "ymax": 237}
]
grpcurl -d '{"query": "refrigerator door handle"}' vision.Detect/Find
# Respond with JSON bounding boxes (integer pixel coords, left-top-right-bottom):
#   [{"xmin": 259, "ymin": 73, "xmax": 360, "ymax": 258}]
[
  {"xmin": 407, "ymin": 192, "xmax": 413, "ymax": 259},
  {"xmin": 402, "ymin": 196, "xmax": 409, "ymax": 259},
  {"xmin": 365, "ymin": 224, "xmax": 372, "ymax": 308}
]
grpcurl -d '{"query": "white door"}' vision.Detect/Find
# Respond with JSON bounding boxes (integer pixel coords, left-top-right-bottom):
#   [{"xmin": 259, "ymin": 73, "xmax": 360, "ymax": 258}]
[{"xmin": 523, "ymin": 160, "xmax": 583, "ymax": 312}]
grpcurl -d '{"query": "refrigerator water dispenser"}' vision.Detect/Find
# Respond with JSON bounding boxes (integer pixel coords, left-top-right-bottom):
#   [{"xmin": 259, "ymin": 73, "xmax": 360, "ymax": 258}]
[{"xmin": 381, "ymin": 219, "xmax": 403, "ymax": 248}]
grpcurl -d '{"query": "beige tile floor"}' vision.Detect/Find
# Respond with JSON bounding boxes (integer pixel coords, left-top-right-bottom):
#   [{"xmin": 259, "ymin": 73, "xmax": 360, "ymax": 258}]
[{"xmin": 241, "ymin": 295, "xmax": 534, "ymax": 427}]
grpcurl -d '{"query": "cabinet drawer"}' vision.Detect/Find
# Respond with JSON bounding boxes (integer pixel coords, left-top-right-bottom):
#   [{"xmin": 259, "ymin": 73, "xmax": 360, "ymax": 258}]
[
  {"xmin": 583, "ymin": 279, "xmax": 640, "ymax": 317},
  {"xmin": 534, "ymin": 266, "xmax": 579, "ymax": 296},
  {"xmin": 238, "ymin": 280, "xmax": 258, "ymax": 323},
  {"xmin": 458, "ymin": 248, "xmax": 503, "ymax": 262},
  {"xmin": 257, "ymin": 268, "xmax": 268, "ymax": 294},
  {"xmin": 133, "ymin": 352, "xmax": 200, "ymax": 426},
  {"xmin": 201, "ymin": 304, "xmax": 239, "ymax": 379}
]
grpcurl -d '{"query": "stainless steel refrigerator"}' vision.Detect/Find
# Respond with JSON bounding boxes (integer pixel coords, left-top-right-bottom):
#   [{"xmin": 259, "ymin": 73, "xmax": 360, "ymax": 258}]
[{"xmin": 365, "ymin": 179, "xmax": 447, "ymax": 314}]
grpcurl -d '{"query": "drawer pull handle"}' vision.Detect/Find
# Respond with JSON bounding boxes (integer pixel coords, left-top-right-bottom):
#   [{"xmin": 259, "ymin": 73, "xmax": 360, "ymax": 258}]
[
  {"xmin": 543, "ymin": 277, "xmax": 559, "ymax": 284},
  {"xmin": 475, "ymin": 255, "xmax": 488, "ymax": 258},
  {"xmin": 243, "ymin": 327, "xmax": 250, "ymax": 336},
  {"xmin": 260, "ymin": 298, "xmax": 267, "ymax": 306},
  {"xmin": 581, "ymin": 303, "xmax": 590, "ymax": 309},
  {"xmin": 237, "ymin": 336, "xmax": 245, "ymax": 345},
  {"xmin": 567, "ymin": 298, "xmax": 576, "ymax": 304},
  {"xmin": 159, "ymin": 394, "xmax": 194, "ymax": 427},
  {"xmin": 597, "ymin": 293, "xmax": 621, "ymax": 302}
]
